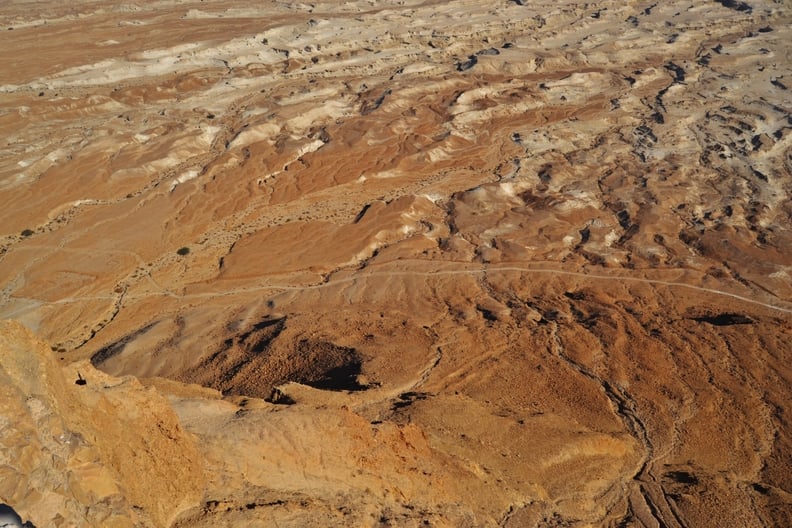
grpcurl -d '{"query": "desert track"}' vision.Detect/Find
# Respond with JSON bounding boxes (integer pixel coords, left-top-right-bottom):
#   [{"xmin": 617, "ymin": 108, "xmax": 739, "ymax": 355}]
[{"xmin": 5, "ymin": 261, "xmax": 791, "ymax": 316}]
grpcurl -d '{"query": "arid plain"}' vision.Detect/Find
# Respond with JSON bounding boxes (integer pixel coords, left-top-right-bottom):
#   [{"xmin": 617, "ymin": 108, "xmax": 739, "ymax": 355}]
[{"xmin": 1, "ymin": 0, "xmax": 792, "ymax": 526}]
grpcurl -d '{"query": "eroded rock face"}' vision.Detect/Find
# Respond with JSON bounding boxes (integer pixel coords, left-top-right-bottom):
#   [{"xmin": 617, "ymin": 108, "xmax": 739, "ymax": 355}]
[
  {"xmin": 0, "ymin": 321, "xmax": 203, "ymax": 527},
  {"xmin": 1, "ymin": 0, "xmax": 791, "ymax": 526}
]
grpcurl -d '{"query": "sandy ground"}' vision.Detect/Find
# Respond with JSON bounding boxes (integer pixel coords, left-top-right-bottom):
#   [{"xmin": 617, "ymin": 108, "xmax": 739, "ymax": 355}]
[{"xmin": 1, "ymin": 0, "xmax": 791, "ymax": 526}]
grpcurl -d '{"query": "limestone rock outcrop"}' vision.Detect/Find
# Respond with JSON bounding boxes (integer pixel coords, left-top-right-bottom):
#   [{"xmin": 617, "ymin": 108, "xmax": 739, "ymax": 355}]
[{"xmin": 0, "ymin": 321, "xmax": 202, "ymax": 527}]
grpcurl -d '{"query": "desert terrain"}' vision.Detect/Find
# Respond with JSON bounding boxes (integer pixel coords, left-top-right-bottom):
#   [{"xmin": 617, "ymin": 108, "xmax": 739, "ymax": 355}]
[{"xmin": 1, "ymin": 0, "xmax": 791, "ymax": 526}]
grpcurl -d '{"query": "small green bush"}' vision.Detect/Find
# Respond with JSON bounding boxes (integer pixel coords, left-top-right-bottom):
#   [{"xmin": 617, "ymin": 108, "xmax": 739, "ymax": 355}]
[
  {"xmin": 20, "ymin": 229, "xmax": 34, "ymax": 237},
  {"xmin": 176, "ymin": 246, "xmax": 190, "ymax": 256}
]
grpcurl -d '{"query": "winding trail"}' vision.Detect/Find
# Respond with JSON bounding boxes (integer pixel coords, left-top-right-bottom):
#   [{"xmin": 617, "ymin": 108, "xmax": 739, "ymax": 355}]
[
  {"xmin": 3, "ymin": 261, "xmax": 792, "ymax": 319},
  {"xmin": 149, "ymin": 264, "xmax": 792, "ymax": 315}
]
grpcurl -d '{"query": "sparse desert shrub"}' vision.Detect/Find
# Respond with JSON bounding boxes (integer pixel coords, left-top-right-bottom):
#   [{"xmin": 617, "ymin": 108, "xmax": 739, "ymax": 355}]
[
  {"xmin": 20, "ymin": 229, "xmax": 33, "ymax": 237},
  {"xmin": 177, "ymin": 246, "xmax": 190, "ymax": 256}
]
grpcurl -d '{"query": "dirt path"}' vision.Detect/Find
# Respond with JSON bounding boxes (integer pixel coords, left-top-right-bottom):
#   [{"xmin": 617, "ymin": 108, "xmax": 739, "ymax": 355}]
[{"xmin": 4, "ymin": 260, "xmax": 791, "ymax": 321}]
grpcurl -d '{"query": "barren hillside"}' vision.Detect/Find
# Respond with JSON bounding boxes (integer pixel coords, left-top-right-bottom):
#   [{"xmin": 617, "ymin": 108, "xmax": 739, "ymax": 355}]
[{"xmin": 1, "ymin": 0, "xmax": 791, "ymax": 526}]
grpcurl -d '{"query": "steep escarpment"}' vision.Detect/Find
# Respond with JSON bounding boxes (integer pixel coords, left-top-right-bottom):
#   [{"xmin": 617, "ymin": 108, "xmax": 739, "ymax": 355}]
[{"xmin": 0, "ymin": 321, "xmax": 203, "ymax": 527}]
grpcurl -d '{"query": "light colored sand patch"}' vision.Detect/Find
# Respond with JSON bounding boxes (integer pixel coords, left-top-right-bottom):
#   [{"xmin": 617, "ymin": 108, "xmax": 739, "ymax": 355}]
[
  {"xmin": 229, "ymin": 123, "xmax": 281, "ymax": 150},
  {"xmin": 170, "ymin": 170, "xmax": 200, "ymax": 192}
]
